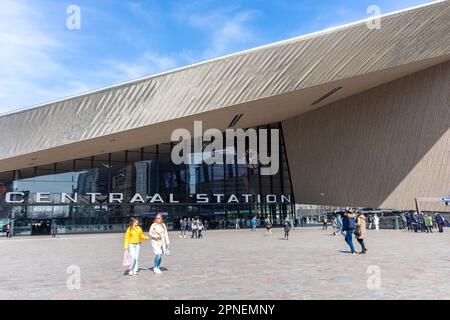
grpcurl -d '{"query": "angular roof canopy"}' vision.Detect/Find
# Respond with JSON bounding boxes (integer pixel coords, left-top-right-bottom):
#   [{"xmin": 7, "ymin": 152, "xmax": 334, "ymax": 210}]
[{"xmin": 1, "ymin": 0, "xmax": 450, "ymax": 173}]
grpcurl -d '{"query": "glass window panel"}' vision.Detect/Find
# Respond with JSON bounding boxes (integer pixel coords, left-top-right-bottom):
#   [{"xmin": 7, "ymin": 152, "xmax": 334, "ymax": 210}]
[{"xmin": 110, "ymin": 151, "xmax": 126, "ymax": 164}]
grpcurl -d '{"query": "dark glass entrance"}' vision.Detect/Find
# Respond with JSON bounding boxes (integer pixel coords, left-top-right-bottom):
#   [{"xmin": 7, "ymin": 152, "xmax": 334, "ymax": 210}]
[
  {"xmin": 0, "ymin": 122, "xmax": 295, "ymax": 234},
  {"xmin": 31, "ymin": 219, "xmax": 51, "ymax": 235}
]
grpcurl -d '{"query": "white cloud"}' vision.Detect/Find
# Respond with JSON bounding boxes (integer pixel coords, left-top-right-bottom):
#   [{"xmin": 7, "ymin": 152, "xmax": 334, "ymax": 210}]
[
  {"xmin": 0, "ymin": 2, "xmax": 262, "ymax": 114},
  {"xmin": 101, "ymin": 52, "xmax": 178, "ymax": 82},
  {"xmin": 0, "ymin": 1, "xmax": 180, "ymax": 114},
  {"xmin": 0, "ymin": 0, "xmax": 68, "ymax": 112},
  {"xmin": 177, "ymin": 6, "xmax": 261, "ymax": 60},
  {"xmin": 203, "ymin": 10, "xmax": 259, "ymax": 59}
]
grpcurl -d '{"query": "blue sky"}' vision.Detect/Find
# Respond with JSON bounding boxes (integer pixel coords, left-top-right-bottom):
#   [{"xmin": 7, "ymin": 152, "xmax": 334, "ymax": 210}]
[{"xmin": 0, "ymin": 0, "xmax": 436, "ymax": 113}]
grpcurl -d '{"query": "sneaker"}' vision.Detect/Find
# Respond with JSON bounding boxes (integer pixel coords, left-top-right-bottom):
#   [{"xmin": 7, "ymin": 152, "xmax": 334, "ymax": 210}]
[
  {"xmin": 128, "ymin": 271, "xmax": 134, "ymax": 276},
  {"xmin": 179, "ymin": 235, "xmax": 183, "ymax": 238},
  {"xmin": 154, "ymin": 268, "xmax": 162, "ymax": 274},
  {"xmin": 351, "ymin": 252, "xmax": 357, "ymax": 256}
]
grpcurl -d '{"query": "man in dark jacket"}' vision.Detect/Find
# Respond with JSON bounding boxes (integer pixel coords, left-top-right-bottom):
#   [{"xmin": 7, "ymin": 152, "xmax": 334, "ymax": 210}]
[
  {"xmin": 406, "ymin": 212, "xmax": 413, "ymax": 231},
  {"xmin": 411, "ymin": 212, "xmax": 419, "ymax": 232},
  {"xmin": 51, "ymin": 222, "xmax": 57, "ymax": 238},
  {"xmin": 342, "ymin": 211, "xmax": 356, "ymax": 255},
  {"xmin": 435, "ymin": 213, "xmax": 445, "ymax": 233}
]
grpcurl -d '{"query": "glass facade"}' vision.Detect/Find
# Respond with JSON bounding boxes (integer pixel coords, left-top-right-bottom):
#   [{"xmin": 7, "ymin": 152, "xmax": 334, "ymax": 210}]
[{"xmin": 0, "ymin": 123, "xmax": 295, "ymax": 236}]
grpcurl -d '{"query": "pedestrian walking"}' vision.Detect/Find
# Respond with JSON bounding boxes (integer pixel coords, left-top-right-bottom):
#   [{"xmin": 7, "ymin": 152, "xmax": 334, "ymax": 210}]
[
  {"xmin": 336, "ymin": 214, "xmax": 343, "ymax": 235},
  {"xmin": 342, "ymin": 211, "xmax": 357, "ymax": 255},
  {"xmin": 424, "ymin": 214, "xmax": 433, "ymax": 233},
  {"xmin": 435, "ymin": 213, "xmax": 445, "ymax": 233},
  {"xmin": 123, "ymin": 218, "xmax": 149, "ymax": 276},
  {"xmin": 191, "ymin": 219, "xmax": 198, "ymax": 238},
  {"xmin": 251, "ymin": 216, "xmax": 257, "ymax": 232},
  {"xmin": 355, "ymin": 211, "xmax": 368, "ymax": 254},
  {"xmin": 5, "ymin": 224, "xmax": 11, "ymax": 238},
  {"xmin": 401, "ymin": 212, "xmax": 408, "ymax": 230},
  {"xmin": 419, "ymin": 213, "xmax": 426, "ymax": 232},
  {"xmin": 367, "ymin": 215, "xmax": 373, "ymax": 230},
  {"xmin": 197, "ymin": 219, "xmax": 204, "ymax": 238},
  {"xmin": 322, "ymin": 215, "xmax": 328, "ymax": 230},
  {"xmin": 149, "ymin": 213, "xmax": 170, "ymax": 274},
  {"xmin": 331, "ymin": 216, "xmax": 337, "ymax": 235},
  {"xmin": 283, "ymin": 219, "xmax": 292, "ymax": 240},
  {"xmin": 373, "ymin": 214, "xmax": 380, "ymax": 230},
  {"xmin": 265, "ymin": 217, "xmax": 272, "ymax": 236},
  {"xmin": 51, "ymin": 222, "xmax": 58, "ymax": 238},
  {"xmin": 406, "ymin": 211, "xmax": 413, "ymax": 231},
  {"xmin": 412, "ymin": 212, "xmax": 419, "ymax": 232},
  {"xmin": 235, "ymin": 217, "xmax": 241, "ymax": 230},
  {"xmin": 180, "ymin": 218, "xmax": 187, "ymax": 238},
  {"xmin": 187, "ymin": 218, "xmax": 192, "ymax": 232}
]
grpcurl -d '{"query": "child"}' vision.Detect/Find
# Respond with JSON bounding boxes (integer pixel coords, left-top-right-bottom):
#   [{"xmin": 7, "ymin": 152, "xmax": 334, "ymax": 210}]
[{"xmin": 284, "ymin": 219, "xmax": 292, "ymax": 240}]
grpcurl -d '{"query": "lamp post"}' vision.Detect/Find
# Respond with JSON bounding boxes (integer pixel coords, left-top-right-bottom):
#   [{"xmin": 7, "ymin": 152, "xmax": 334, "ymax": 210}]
[{"xmin": 320, "ymin": 193, "xmax": 325, "ymax": 219}]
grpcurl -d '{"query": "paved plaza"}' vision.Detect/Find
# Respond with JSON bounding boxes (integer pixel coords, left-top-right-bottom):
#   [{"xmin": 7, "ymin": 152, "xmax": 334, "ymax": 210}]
[{"xmin": 0, "ymin": 227, "xmax": 449, "ymax": 300}]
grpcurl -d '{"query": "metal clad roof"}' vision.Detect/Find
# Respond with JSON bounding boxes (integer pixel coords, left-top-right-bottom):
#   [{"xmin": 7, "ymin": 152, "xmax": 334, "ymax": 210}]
[{"xmin": 0, "ymin": 1, "xmax": 450, "ymax": 161}]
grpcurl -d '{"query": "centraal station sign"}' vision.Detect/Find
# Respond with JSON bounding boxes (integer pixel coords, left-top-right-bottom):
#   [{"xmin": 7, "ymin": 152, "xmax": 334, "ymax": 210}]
[{"xmin": 5, "ymin": 192, "xmax": 292, "ymax": 205}]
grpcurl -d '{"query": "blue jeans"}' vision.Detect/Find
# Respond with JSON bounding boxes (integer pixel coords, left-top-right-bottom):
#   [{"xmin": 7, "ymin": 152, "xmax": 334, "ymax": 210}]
[
  {"xmin": 252, "ymin": 224, "xmax": 256, "ymax": 231},
  {"xmin": 128, "ymin": 243, "xmax": 140, "ymax": 273},
  {"xmin": 154, "ymin": 254, "xmax": 162, "ymax": 269},
  {"xmin": 344, "ymin": 230, "xmax": 355, "ymax": 253}
]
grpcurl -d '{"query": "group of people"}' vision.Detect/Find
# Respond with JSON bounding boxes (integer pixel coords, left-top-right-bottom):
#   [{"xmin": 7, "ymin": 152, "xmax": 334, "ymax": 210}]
[
  {"xmin": 263, "ymin": 217, "xmax": 294, "ymax": 239},
  {"xmin": 340, "ymin": 210, "xmax": 368, "ymax": 255},
  {"xmin": 179, "ymin": 218, "xmax": 205, "ymax": 239},
  {"xmin": 327, "ymin": 213, "xmax": 380, "ymax": 234},
  {"xmin": 401, "ymin": 211, "xmax": 446, "ymax": 233},
  {"xmin": 123, "ymin": 214, "xmax": 170, "ymax": 275}
]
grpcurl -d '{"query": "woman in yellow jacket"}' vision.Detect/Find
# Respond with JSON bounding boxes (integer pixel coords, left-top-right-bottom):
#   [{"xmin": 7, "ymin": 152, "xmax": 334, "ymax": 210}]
[{"xmin": 124, "ymin": 218, "xmax": 149, "ymax": 276}]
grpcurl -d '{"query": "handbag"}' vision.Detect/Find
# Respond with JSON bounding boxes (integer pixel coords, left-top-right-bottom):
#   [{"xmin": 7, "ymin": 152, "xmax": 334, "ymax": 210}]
[
  {"xmin": 354, "ymin": 226, "xmax": 361, "ymax": 237},
  {"xmin": 122, "ymin": 250, "xmax": 132, "ymax": 267}
]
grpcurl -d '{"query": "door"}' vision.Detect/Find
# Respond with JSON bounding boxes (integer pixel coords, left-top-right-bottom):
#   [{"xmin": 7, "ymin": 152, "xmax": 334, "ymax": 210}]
[{"xmin": 32, "ymin": 219, "xmax": 51, "ymax": 235}]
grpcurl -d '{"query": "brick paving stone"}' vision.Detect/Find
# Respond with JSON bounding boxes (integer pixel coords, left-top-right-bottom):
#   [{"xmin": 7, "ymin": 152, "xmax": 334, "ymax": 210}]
[{"xmin": 0, "ymin": 228, "xmax": 449, "ymax": 300}]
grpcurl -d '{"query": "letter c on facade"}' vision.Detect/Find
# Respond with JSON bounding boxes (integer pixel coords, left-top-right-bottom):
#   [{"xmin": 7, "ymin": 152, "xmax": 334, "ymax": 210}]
[{"xmin": 6, "ymin": 192, "xmax": 25, "ymax": 203}]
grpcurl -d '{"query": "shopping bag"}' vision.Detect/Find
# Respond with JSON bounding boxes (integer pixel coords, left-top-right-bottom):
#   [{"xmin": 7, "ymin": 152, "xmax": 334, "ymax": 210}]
[{"xmin": 122, "ymin": 250, "xmax": 132, "ymax": 267}]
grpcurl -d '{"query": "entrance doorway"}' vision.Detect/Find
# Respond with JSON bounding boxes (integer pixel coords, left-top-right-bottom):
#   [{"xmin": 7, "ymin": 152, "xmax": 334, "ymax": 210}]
[{"xmin": 32, "ymin": 219, "xmax": 51, "ymax": 235}]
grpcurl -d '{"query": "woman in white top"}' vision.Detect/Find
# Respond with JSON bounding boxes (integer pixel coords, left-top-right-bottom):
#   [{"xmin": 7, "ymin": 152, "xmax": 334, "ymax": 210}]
[
  {"xmin": 149, "ymin": 213, "xmax": 170, "ymax": 274},
  {"xmin": 373, "ymin": 214, "xmax": 380, "ymax": 230}
]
